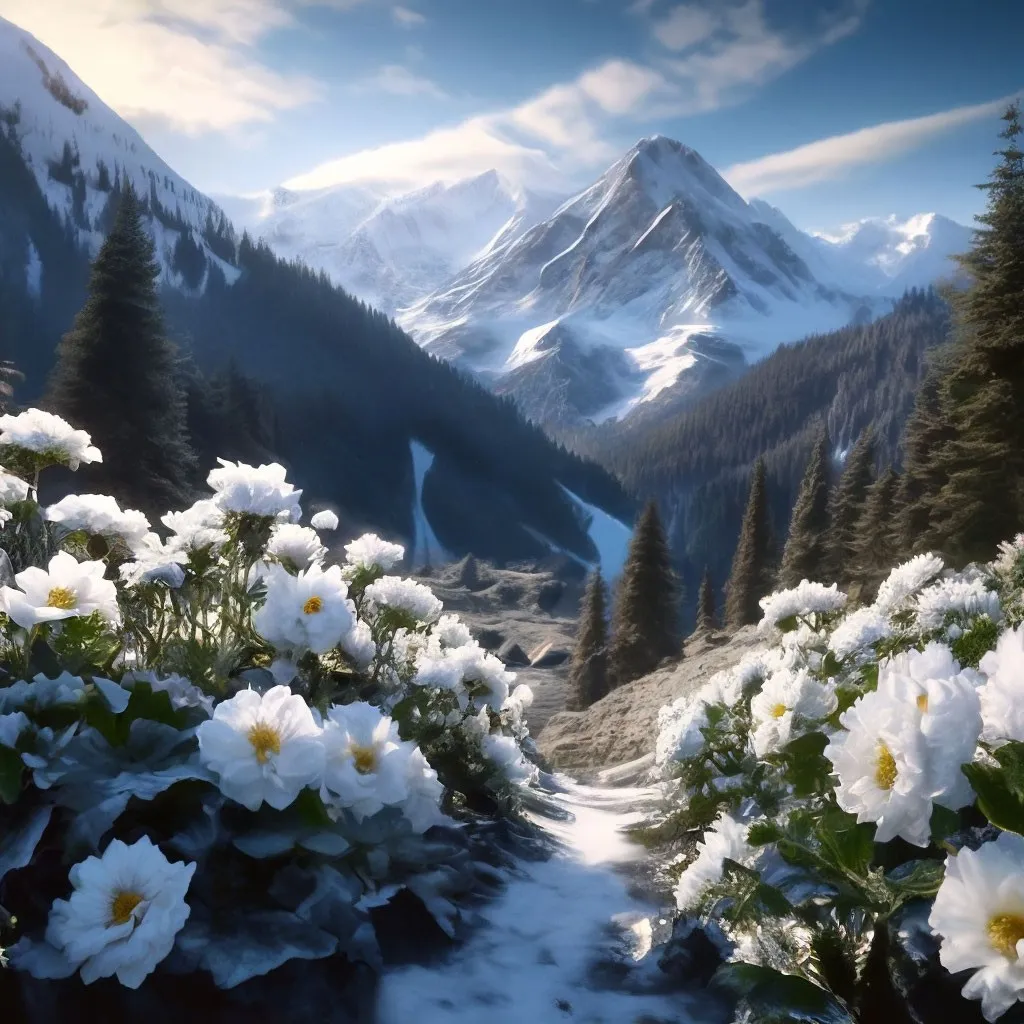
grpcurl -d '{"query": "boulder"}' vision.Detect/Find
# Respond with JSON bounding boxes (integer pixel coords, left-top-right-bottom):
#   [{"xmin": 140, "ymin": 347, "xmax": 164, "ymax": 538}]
[
  {"xmin": 535, "ymin": 579, "xmax": 565, "ymax": 614},
  {"xmin": 498, "ymin": 640, "xmax": 531, "ymax": 667},
  {"xmin": 529, "ymin": 641, "xmax": 570, "ymax": 668},
  {"xmin": 475, "ymin": 627, "xmax": 505, "ymax": 651}
]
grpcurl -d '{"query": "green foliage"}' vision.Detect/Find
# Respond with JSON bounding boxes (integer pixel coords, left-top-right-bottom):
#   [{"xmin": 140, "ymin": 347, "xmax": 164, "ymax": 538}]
[
  {"xmin": 850, "ymin": 466, "xmax": 899, "ymax": 596},
  {"xmin": 725, "ymin": 457, "xmax": 774, "ymax": 629},
  {"xmin": 950, "ymin": 615, "xmax": 1000, "ymax": 668},
  {"xmin": 825, "ymin": 428, "xmax": 876, "ymax": 585},
  {"xmin": 695, "ymin": 564, "xmax": 718, "ymax": 632},
  {"xmin": 566, "ymin": 568, "xmax": 609, "ymax": 710},
  {"xmin": 779, "ymin": 426, "xmax": 832, "ymax": 588}
]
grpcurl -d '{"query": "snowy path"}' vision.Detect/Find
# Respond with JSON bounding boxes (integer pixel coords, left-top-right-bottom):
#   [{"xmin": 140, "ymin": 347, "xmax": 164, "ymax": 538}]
[{"xmin": 378, "ymin": 774, "xmax": 707, "ymax": 1024}]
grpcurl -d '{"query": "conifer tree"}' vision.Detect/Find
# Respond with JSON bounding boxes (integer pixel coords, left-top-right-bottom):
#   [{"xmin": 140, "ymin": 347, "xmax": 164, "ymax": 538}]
[
  {"xmin": 725, "ymin": 457, "xmax": 773, "ymax": 629},
  {"xmin": 825, "ymin": 427, "xmax": 876, "ymax": 583},
  {"xmin": 48, "ymin": 186, "xmax": 194, "ymax": 511},
  {"xmin": 566, "ymin": 569, "xmax": 609, "ymax": 710},
  {"xmin": 778, "ymin": 426, "xmax": 832, "ymax": 588},
  {"xmin": 695, "ymin": 566, "xmax": 718, "ymax": 633},
  {"xmin": 852, "ymin": 466, "xmax": 899, "ymax": 594},
  {"xmin": 0, "ymin": 361, "xmax": 23, "ymax": 414},
  {"xmin": 608, "ymin": 500, "xmax": 680, "ymax": 687}
]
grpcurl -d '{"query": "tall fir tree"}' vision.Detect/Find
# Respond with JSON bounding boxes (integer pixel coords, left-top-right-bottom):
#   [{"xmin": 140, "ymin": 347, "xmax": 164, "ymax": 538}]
[
  {"xmin": 566, "ymin": 569, "xmax": 609, "ymax": 710},
  {"xmin": 725, "ymin": 457, "xmax": 773, "ymax": 629},
  {"xmin": 852, "ymin": 466, "xmax": 899, "ymax": 595},
  {"xmin": 0, "ymin": 361, "xmax": 23, "ymax": 415},
  {"xmin": 47, "ymin": 186, "xmax": 194, "ymax": 511},
  {"xmin": 695, "ymin": 565, "xmax": 718, "ymax": 633},
  {"xmin": 824, "ymin": 427, "xmax": 876, "ymax": 584},
  {"xmin": 926, "ymin": 103, "xmax": 1024, "ymax": 564},
  {"xmin": 609, "ymin": 500, "xmax": 680, "ymax": 687},
  {"xmin": 778, "ymin": 426, "xmax": 832, "ymax": 588}
]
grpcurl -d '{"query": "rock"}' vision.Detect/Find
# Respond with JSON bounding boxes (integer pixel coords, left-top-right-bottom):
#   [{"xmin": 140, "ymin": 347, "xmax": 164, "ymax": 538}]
[
  {"xmin": 475, "ymin": 627, "xmax": 505, "ymax": 651},
  {"xmin": 498, "ymin": 640, "xmax": 531, "ymax": 666},
  {"xmin": 529, "ymin": 642, "xmax": 571, "ymax": 668},
  {"xmin": 456, "ymin": 554, "xmax": 481, "ymax": 589},
  {"xmin": 535, "ymin": 579, "xmax": 565, "ymax": 614}
]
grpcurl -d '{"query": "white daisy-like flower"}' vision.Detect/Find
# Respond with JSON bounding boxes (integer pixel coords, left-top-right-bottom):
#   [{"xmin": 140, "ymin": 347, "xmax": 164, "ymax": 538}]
[
  {"xmin": 0, "ymin": 710, "xmax": 29, "ymax": 748},
  {"xmin": 197, "ymin": 686, "xmax": 325, "ymax": 811},
  {"xmin": 915, "ymin": 578, "xmax": 1002, "ymax": 632},
  {"xmin": 0, "ymin": 550, "xmax": 120, "ymax": 628},
  {"xmin": 43, "ymin": 494, "xmax": 150, "ymax": 547},
  {"xmin": 758, "ymin": 581, "xmax": 847, "ymax": 633},
  {"xmin": 0, "ymin": 409, "xmax": 101, "ymax": 470},
  {"xmin": 749, "ymin": 667, "xmax": 837, "ymax": 757},
  {"xmin": 266, "ymin": 523, "xmax": 326, "ymax": 572},
  {"xmin": 674, "ymin": 813, "xmax": 755, "ymax": 911},
  {"xmin": 344, "ymin": 533, "xmax": 405, "ymax": 572},
  {"xmin": 979, "ymin": 624, "xmax": 1024, "ymax": 747},
  {"xmin": 161, "ymin": 499, "xmax": 228, "ymax": 553},
  {"xmin": 826, "ymin": 687, "xmax": 933, "ymax": 846},
  {"xmin": 432, "ymin": 613, "xmax": 474, "ymax": 649},
  {"xmin": 929, "ymin": 831, "xmax": 1024, "ymax": 1022},
  {"xmin": 253, "ymin": 563, "xmax": 355, "ymax": 655},
  {"xmin": 207, "ymin": 459, "xmax": 302, "ymax": 522},
  {"xmin": 829, "ymin": 606, "xmax": 893, "ymax": 660},
  {"xmin": 43, "ymin": 836, "xmax": 194, "ymax": 989},
  {"xmin": 441, "ymin": 643, "xmax": 514, "ymax": 708},
  {"xmin": 320, "ymin": 701, "xmax": 413, "ymax": 821},
  {"xmin": 120, "ymin": 671, "xmax": 214, "ymax": 716},
  {"xmin": 874, "ymin": 553, "xmax": 945, "ymax": 616},
  {"xmin": 118, "ymin": 533, "xmax": 187, "ymax": 589},
  {"xmin": 0, "ymin": 467, "xmax": 29, "ymax": 505},
  {"xmin": 481, "ymin": 731, "xmax": 537, "ymax": 785},
  {"xmin": 310, "ymin": 509, "xmax": 339, "ymax": 531},
  {"xmin": 364, "ymin": 575, "xmax": 443, "ymax": 624}
]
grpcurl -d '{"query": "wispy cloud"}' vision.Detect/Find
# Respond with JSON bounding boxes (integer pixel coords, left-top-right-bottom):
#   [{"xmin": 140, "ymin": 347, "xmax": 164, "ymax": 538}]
[
  {"xmin": 725, "ymin": 97, "xmax": 1014, "ymax": 195},
  {"xmin": 350, "ymin": 64, "xmax": 446, "ymax": 99},
  {"xmin": 391, "ymin": 5, "xmax": 425, "ymax": 27}
]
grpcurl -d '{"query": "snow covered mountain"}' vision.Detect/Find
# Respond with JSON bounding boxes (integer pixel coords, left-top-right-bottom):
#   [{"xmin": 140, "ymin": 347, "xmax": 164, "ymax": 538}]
[{"xmin": 221, "ymin": 172, "xmax": 565, "ymax": 314}]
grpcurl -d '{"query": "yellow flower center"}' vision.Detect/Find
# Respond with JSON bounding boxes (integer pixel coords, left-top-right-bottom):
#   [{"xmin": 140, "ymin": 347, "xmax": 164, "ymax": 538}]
[
  {"xmin": 303, "ymin": 595, "xmax": 323, "ymax": 615},
  {"xmin": 46, "ymin": 586, "xmax": 77, "ymax": 610},
  {"xmin": 988, "ymin": 914, "xmax": 1024, "ymax": 959},
  {"xmin": 916, "ymin": 694, "xmax": 929, "ymax": 712},
  {"xmin": 770, "ymin": 703, "xmax": 788, "ymax": 719},
  {"xmin": 247, "ymin": 721, "xmax": 282, "ymax": 764},
  {"xmin": 351, "ymin": 744, "xmax": 376, "ymax": 774},
  {"xmin": 875, "ymin": 743, "xmax": 898, "ymax": 790},
  {"xmin": 109, "ymin": 890, "xmax": 144, "ymax": 927}
]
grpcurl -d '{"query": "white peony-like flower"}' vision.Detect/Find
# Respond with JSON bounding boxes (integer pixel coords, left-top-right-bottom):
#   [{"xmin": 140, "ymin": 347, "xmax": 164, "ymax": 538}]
[
  {"xmin": 481, "ymin": 731, "xmax": 537, "ymax": 785},
  {"xmin": 979, "ymin": 624, "xmax": 1024, "ymax": 747},
  {"xmin": 915, "ymin": 578, "xmax": 1002, "ymax": 632},
  {"xmin": 432, "ymin": 613, "xmax": 474, "ymax": 649},
  {"xmin": 750, "ymin": 667, "xmax": 837, "ymax": 757},
  {"xmin": 758, "ymin": 581, "xmax": 847, "ymax": 633},
  {"xmin": 161, "ymin": 499, "xmax": 228, "ymax": 553},
  {"xmin": 207, "ymin": 459, "xmax": 302, "ymax": 522},
  {"xmin": 929, "ymin": 831, "xmax": 1024, "ymax": 1022},
  {"xmin": 266, "ymin": 523, "xmax": 326, "ymax": 571},
  {"xmin": 874, "ymin": 553, "xmax": 945, "ymax": 616},
  {"xmin": 0, "ymin": 409, "xmax": 101, "ymax": 470},
  {"xmin": 401, "ymin": 747, "xmax": 448, "ymax": 833},
  {"xmin": 674, "ymin": 813, "xmax": 755, "ymax": 911},
  {"xmin": 44, "ymin": 494, "xmax": 151, "ymax": 548},
  {"xmin": 197, "ymin": 686, "xmax": 325, "ymax": 811},
  {"xmin": 340, "ymin": 619, "xmax": 376, "ymax": 669},
  {"xmin": 829, "ymin": 606, "xmax": 893, "ymax": 660},
  {"xmin": 44, "ymin": 836, "xmax": 194, "ymax": 989},
  {"xmin": 364, "ymin": 575, "xmax": 443, "ymax": 624},
  {"xmin": 0, "ymin": 710, "xmax": 29, "ymax": 748},
  {"xmin": 253, "ymin": 563, "xmax": 355, "ymax": 655},
  {"xmin": 320, "ymin": 702, "xmax": 412, "ymax": 821},
  {"xmin": 0, "ymin": 467, "xmax": 30, "ymax": 505},
  {"xmin": 0, "ymin": 550, "xmax": 120, "ymax": 628},
  {"xmin": 417, "ymin": 642, "xmax": 514, "ymax": 709},
  {"xmin": 344, "ymin": 533, "xmax": 405, "ymax": 572},
  {"xmin": 118, "ymin": 533, "xmax": 187, "ymax": 589},
  {"xmin": 310, "ymin": 509, "xmax": 339, "ymax": 531}
]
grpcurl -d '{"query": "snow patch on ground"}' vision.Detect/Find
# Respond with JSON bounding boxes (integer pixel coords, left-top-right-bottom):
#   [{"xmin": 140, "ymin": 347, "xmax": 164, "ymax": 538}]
[
  {"xmin": 559, "ymin": 487, "xmax": 632, "ymax": 582},
  {"xmin": 409, "ymin": 440, "xmax": 448, "ymax": 569},
  {"xmin": 505, "ymin": 319, "xmax": 561, "ymax": 371}
]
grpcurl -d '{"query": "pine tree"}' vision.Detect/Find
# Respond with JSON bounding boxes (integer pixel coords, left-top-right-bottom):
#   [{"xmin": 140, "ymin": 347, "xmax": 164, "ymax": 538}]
[
  {"xmin": 725, "ymin": 457, "xmax": 773, "ymax": 629},
  {"xmin": 608, "ymin": 500, "xmax": 680, "ymax": 687},
  {"xmin": 0, "ymin": 361, "xmax": 23, "ymax": 414},
  {"xmin": 695, "ymin": 566, "xmax": 718, "ymax": 633},
  {"xmin": 926, "ymin": 103, "xmax": 1024, "ymax": 564},
  {"xmin": 852, "ymin": 466, "xmax": 899, "ymax": 595},
  {"xmin": 825, "ymin": 427, "xmax": 876, "ymax": 584},
  {"xmin": 779, "ymin": 426, "xmax": 832, "ymax": 588},
  {"xmin": 566, "ymin": 569, "xmax": 609, "ymax": 710},
  {"xmin": 47, "ymin": 186, "xmax": 194, "ymax": 511}
]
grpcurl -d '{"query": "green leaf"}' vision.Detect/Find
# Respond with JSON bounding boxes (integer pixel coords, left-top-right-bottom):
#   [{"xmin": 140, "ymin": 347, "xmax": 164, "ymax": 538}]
[
  {"xmin": 777, "ymin": 615, "xmax": 800, "ymax": 634},
  {"xmin": 0, "ymin": 745, "xmax": 24, "ymax": 804},
  {"xmin": 747, "ymin": 820, "xmax": 783, "ymax": 847},
  {"xmin": 711, "ymin": 963, "xmax": 854, "ymax": 1022},
  {"xmin": 292, "ymin": 787, "xmax": 333, "ymax": 828},
  {"xmin": 84, "ymin": 682, "xmax": 185, "ymax": 747},
  {"xmin": 993, "ymin": 741, "xmax": 1024, "ymax": 798},
  {"xmin": 963, "ymin": 761, "xmax": 1024, "ymax": 835},
  {"xmin": 928, "ymin": 803, "xmax": 961, "ymax": 841},
  {"xmin": 782, "ymin": 731, "xmax": 832, "ymax": 797},
  {"xmin": 816, "ymin": 806, "xmax": 875, "ymax": 877},
  {"xmin": 886, "ymin": 859, "xmax": 945, "ymax": 901}
]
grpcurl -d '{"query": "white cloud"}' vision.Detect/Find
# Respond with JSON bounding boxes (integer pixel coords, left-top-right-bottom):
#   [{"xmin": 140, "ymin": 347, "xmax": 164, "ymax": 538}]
[
  {"xmin": 725, "ymin": 97, "xmax": 1013, "ymax": 196},
  {"xmin": 392, "ymin": 5, "xmax": 425, "ymax": 27},
  {"xmin": 651, "ymin": 5, "xmax": 719, "ymax": 51},
  {"xmin": 352, "ymin": 64, "xmax": 446, "ymax": 99}
]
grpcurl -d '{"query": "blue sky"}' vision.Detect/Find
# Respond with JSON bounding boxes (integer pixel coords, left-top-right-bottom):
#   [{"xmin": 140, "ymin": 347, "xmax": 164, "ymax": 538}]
[{"xmin": 1, "ymin": 0, "xmax": 1020, "ymax": 230}]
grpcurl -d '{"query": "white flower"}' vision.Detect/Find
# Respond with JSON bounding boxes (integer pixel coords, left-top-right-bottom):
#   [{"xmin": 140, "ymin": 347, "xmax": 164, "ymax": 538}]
[
  {"xmin": 993, "ymin": 535, "xmax": 1024, "ymax": 578},
  {"xmin": 826, "ymin": 687, "xmax": 934, "ymax": 846},
  {"xmin": 829, "ymin": 606, "xmax": 893, "ymax": 660},
  {"xmin": 44, "ymin": 494, "xmax": 150, "ymax": 547},
  {"xmin": 656, "ymin": 692, "xmax": 712, "ymax": 767},
  {"xmin": 44, "ymin": 836, "xmax": 194, "ymax": 989},
  {"xmin": 253, "ymin": 563, "xmax": 355, "ymax": 655},
  {"xmin": 874, "ymin": 553, "xmax": 945, "ymax": 616},
  {"xmin": 0, "ymin": 672, "xmax": 88, "ymax": 713},
  {"xmin": 364, "ymin": 575, "xmax": 442, "ymax": 624},
  {"xmin": 674, "ymin": 813, "xmax": 755, "ymax": 911},
  {"xmin": 344, "ymin": 533, "xmax": 405, "ymax": 572},
  {"xmin": 0, "ymin": 710, "xmax": 29, "ymax": 748},
  {"xmin": 161, "ymin": 499, "xmax": 228, "ymax": 552},
  {"xmin": 929, "ymin": 831, "xmax": 1024, "ymax": 1022},
  {"xmin": 340, "ymin": 619, "xmax": 376, "ymax": 669},
  {"xmin": 916, "ymin": 578, "xmax": 1002, "ymax": 631},
  {"xmin": 310, "ymin": 509, "xmax": 339, "ymax": 531},
  {"xmin": 0, "ymin": 467, "xmax": 29, "ymax": 505},
  {"xmin": 0, "ymin": 409, "xmax": 101, "ymax": 470},
  {"xmin": 0, "ymin": 550, "xmax": 119, "ymax": 628},
  {"xmin": 432, "ymin": 614, "xmax": 473, "ymax": 649},
  {"xmin": 979, "ymin": 624, "xmax": 1024, "ymax": 747},
  {"xmin": 481, "ymin": 731, "xmax": 536, "ymax": 785},
  {"xmin": 197, "ymin": 686, "xmax": 325, "ymax": 811},
  {"xmin": 758, "ymin": 581, "xmax": 847, "ymax": 633},
  {"xmin": 320, "ymin": 702, "xmax": 413, "ymax": 821},
  {"xmin": 207, "ymin": 459, "xmax": 302, "ymax": 522},
  {"xmin": 422, "ymin": 643, "xmax": 514, "ymax": 709},
  {"xmin": 121, "ymin": 671, "xmax": 214, "ymax": 716},
  {"xmin": 750, "ymin": 668, "xmax": 837, "ymax": 757},
  {"xmin": 0, "ymin": 508, "xmax": 10, "ymax": 529},
  {"xmin": 118, "ymin": 533, "xmax": 187, "ymax": 589},
  {"xmin": 401, "ymin": 747, "xmax": 448, "ymax": 833},
  {"xmin": 266, "ymin": 523, "xmax": 326, "ymax": 571}
]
